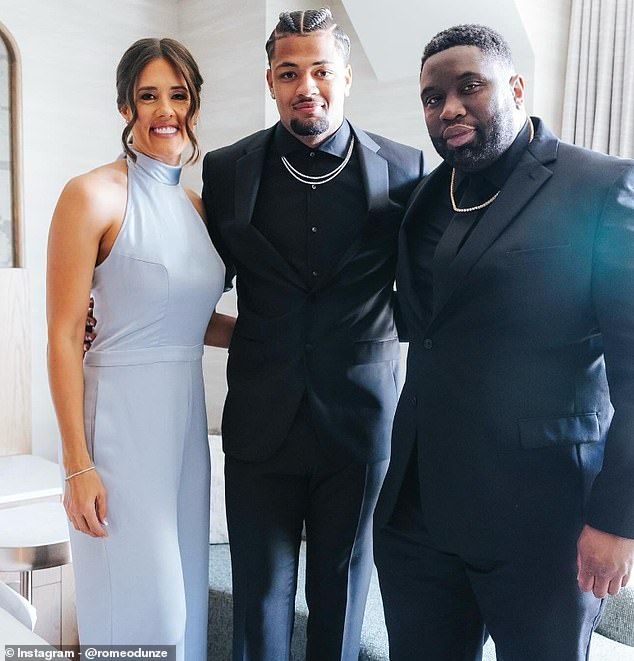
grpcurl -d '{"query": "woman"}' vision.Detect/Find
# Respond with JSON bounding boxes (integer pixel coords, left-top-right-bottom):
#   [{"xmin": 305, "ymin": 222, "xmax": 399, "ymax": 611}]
[{"xmin": 46, "ymin": 38, "xmax": 232, "ymax": 659}]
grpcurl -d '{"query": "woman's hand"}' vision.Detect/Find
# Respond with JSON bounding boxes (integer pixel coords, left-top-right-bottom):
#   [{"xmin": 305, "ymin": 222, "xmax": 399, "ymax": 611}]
[{"xmin": 64, "ymin": 469, "xmax": 109, "ymax": 538}]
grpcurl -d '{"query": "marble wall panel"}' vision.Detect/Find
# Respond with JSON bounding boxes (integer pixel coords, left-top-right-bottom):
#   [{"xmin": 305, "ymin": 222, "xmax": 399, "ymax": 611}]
[
  {"xmin": 0, "ymin": 268, "xmax": 30, "ymax": 455},
  {"xmin": 0, "ymin": 0, "xmax": 178, "ymax": 458},
  {"xmin": 0, "ymin": 0, "xmax": 572, "ymax": 444},
  {"xmin": 179, "ymin": 0, "xmax": 265, "ymax": 430}
]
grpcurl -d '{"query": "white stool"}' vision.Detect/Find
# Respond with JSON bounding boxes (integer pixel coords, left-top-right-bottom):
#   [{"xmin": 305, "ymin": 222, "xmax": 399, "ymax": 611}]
[{"xmin": 0, "ymin": 502, "xmax": 71, "ymax": 602}]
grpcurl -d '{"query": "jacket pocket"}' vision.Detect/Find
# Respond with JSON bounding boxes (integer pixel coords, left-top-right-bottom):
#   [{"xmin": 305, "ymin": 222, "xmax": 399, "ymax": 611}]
[
  {"xmin": 505, "ymin": 244, "xmax": 571, "ymax": 265},
  {"xmin": 518, "ymin": 412, "xmax": 600, "ymax": 449},
  {"xmin": 352, "ymin": 337, "xmax": 400, "ymax": 364}
]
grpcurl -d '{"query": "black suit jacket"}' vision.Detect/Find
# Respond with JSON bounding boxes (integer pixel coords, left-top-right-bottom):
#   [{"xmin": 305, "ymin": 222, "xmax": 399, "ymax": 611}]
[
  {"xmin": 202, "ymin": 122, "xmax": 424, "ymax": 464},
  {"xmin": 375, "ymin": 118, "xmax": 634, "ymax": 558}
]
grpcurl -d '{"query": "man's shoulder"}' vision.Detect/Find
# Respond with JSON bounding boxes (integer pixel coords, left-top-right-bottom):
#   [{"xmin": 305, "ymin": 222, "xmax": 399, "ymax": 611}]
[
  {"xmin": 534, "ymin": 118, "xmax": 633, "ymax": 175},
  {"xmin": 203, "ymin": 127, "xmax": 274, "ymax": 167},
  {"xmin": 353, "ymin": 127, "xmax": 424, "ymax": 182},
  {"xmin": 361, "ymin": 128, "xmax": 422, "ymax": 158},
  {"xmin": 558, "ymin": 140, "xmax": 634, "ymax": 167},
  {"xmin": 554, "ymin": 141, "xmax": 634, "ymax": 191}
]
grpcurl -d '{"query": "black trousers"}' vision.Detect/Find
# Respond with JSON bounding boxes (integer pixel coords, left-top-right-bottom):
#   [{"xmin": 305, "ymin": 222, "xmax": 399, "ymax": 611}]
[
  {"xmin": 225, "ymin": 398, "xmax": 388, "ymax": 661},
  {"xmin": 374, "ymin": 448, "xmax": 604, "ymax": 661}
]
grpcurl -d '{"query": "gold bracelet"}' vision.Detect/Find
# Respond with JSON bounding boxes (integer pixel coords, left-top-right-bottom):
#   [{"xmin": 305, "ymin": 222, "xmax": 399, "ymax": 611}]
[{"xmin": 65, "ymin": 465, "xmax": 95, "ymax": 481}]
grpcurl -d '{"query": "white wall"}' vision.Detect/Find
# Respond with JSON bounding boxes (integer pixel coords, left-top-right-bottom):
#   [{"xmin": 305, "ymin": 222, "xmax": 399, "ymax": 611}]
[
  {"xmin": 178, "ymin": 0, "xmax": 267, "ymax": 430},
  {"xmin": 0, "ymin": 0, "xmax": 177, "ymax": 459},
  {"xmin": 0, "ymin": 0, "xmax": 572, "ymax": 452},
  {"xmin": 179, "ymin": 0, "xmax": 267, "ymax": 189},
  {"xmin": 515, "ymin": 0, "xmax": 572, "ymax": 137},
  {"xmin": 337, "ymin": 0, "xmax": 572, "ymax": 168}
]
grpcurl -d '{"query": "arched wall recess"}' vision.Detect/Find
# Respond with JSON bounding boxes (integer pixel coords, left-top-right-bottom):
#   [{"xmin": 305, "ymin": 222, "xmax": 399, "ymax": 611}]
[
  {"xmin": 0, "ymin": 21, "xmax": 29, "ymax": 456},
  {"xmin": 0, "ymin": 20, "xmax": 22, "ymax": 268}
]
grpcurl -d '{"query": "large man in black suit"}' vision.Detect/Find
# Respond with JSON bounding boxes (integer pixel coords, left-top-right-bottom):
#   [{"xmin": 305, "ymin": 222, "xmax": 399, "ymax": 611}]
[
  {"xmin": 374, "ymin": 24, "xmax": 634, "ymax": 661},
  {"xmin": 202, "ymin": 8, "xmax": 423, "ymax": 661}
]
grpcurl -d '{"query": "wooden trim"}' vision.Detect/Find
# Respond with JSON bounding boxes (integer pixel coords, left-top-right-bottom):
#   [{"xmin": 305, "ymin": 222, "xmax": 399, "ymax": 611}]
[{"xmin": 0, "ymin": 21, "xmax": 23, "ymax": 268}]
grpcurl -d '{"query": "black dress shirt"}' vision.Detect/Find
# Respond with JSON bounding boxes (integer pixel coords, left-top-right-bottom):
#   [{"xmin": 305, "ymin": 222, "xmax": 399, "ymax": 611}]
[
  {"xmin": 409, "ymin": 119, "xmax": 533, "ymax": 325},
  {"xmin": 251, "ymin": 121, "xmax": 367, "ymax": 287}
]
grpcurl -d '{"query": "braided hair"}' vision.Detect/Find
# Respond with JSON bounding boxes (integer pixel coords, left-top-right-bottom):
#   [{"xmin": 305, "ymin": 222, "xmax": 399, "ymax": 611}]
[
  {"xmin": 265, "ymin": 7, "xmax": 351, "ymax": 63},
  {"xmin": 421, "ymin": 24, "xmax": 514, "ymax": 72}
]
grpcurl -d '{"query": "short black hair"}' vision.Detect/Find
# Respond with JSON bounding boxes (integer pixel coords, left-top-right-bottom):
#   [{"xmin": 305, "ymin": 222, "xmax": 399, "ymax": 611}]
[
  {"xmin": 265, "ymin": 7, "xmax": 351, "ymax": 64},
  {"xmin": 421, "ymin": 24, "xmax": 514, "ymax": 71}
]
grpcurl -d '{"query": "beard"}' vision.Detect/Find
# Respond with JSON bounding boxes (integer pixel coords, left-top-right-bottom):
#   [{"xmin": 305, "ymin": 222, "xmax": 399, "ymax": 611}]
[
  {"xmin": 290, "ymin": 116, "xmax": 329, "ymax": 137},
  {"xmin": 432, "ymin": 107, "xmax": 518, "ymax": 172}
]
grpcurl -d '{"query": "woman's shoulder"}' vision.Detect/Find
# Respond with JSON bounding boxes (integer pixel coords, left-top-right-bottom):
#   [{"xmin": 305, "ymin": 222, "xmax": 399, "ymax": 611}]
[
  {"xmin": 64, "ymin": 159, "xmax": 126, "ymax": 200},
  {"xmin": 56, "ymin": 160, "xmax": 128, "ymax": 228},
  {"xmin": 69, "ymin": 159, "xmax": 127, "ymax": 192}
]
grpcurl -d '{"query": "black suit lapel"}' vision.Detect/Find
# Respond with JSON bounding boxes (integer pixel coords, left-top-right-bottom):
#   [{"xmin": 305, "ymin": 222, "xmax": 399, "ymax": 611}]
[
  {"xmin": 312, "ymin": 126, "xmax": 399, "ymax": 291},
  {"xmin": 396, "ymin": 167, "xmax": 448, "ymax": 332},
  {"xmin": 432, "ymin": 174, "xmax": 495, "ymax": 281},
  {"xmin": 233, "ymin": 126, "xmax": 307, "ymax": 290},
  {"xmin": 357, "ymin": 129, "xmax": 392, "ymax": 216},
  {"xmin": 433, "ymin": 151, "xmax": 553, "ymax": 316},
  {"xmin": 234, "ymin": 147, "xmax": 267, "ymax": 227},
  {"xmin": 397, "ymin": 118, "xmax": 559, "ymax": 330}
]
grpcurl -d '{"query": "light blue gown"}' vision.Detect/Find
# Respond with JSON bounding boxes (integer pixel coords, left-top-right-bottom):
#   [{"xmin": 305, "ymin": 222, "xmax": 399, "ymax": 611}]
[{"xmin": 70, "ymin": 151, "xmax": 224, "ymax": 659}]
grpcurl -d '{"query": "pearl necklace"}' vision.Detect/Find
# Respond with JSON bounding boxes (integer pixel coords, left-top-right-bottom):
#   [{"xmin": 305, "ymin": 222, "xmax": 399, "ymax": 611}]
[
  {"xmin": 450, "ymin": 117, "xmax": 534, "ymax": 213},
  {"xmin": 281, "ymin": 137, "xmax": 355, "ymax": 186}
]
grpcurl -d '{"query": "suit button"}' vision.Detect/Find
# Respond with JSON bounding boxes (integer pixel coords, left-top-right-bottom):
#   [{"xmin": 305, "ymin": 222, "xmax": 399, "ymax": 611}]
[
  {"xmin": 305, "ymin": 343, "xmax": 313, "ymax": 351},
  {"xmin": 423, "ymin": 338, "xmax": 433, "ymax": 349},
  {"xmin": 411, "ymin": 396, "xmax": 417, "ymax": 407},
  {"xmin": 312, "ymin": 271, "xmax": 319, "ymax": 278}
]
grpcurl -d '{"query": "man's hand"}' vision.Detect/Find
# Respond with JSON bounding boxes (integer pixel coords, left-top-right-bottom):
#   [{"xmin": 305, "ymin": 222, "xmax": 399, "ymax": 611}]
[
  {"xmin": 577, "ymin": 524, "xmax": 634, "ymax": 598},
  {"xmin": 84, "ymin": 296, "xmax": 96, "ymax": 353}
]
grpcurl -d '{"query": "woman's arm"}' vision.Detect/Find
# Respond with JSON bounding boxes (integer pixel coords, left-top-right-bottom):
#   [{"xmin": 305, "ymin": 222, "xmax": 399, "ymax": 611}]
[{"xmin": 46, "ymin": 168, "xmax": 123, "ymax": 537}]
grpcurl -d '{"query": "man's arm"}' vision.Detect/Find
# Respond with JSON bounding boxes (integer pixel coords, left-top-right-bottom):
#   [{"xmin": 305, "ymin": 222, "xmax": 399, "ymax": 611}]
[
  {"xmin": 202, "ymin": 151, "xmax": 236, "ymax": 292},
  {"xmin": 581, "ymin": 162, "xmax": 634, "ymax": 597},
  {"xmin": 204, "ymin": 310, "xmax": 236, "ymax": 348}
]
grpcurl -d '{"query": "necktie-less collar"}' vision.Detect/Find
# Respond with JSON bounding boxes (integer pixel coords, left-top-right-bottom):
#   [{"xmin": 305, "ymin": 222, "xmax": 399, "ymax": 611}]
[{"xmin": 449, "ymin": 116, "xmax": 534, "ymax": 213}]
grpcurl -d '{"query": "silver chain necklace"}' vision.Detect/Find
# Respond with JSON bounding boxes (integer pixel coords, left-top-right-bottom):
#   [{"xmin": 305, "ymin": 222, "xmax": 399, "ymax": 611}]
[{"xmin": 281, "ymin": 137, "xmax": 355, "ymax": 186}]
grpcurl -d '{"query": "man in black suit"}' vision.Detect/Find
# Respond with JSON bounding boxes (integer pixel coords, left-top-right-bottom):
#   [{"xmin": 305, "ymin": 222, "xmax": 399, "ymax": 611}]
[
  {"xmin": 202, "ymin": 8, "xmax": 424, "ymax": 661},
  {"xmin": 374, "ymin": 24, "xmax": 634, "ymax": 661}
]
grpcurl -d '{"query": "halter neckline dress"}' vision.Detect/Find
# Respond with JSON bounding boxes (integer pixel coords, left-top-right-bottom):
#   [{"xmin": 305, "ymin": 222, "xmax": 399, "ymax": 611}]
[{"xmin": 70, "ymin": 149, "xmax": 224, "ymax": 660}]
